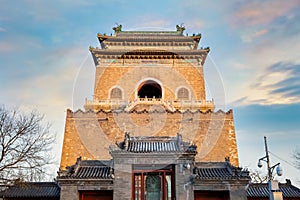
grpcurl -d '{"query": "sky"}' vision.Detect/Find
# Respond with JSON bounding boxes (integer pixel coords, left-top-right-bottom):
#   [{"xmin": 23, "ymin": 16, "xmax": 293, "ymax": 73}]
[{"xmin": 0, "ymin": 0, "xmax": 299, "ymax": 186}]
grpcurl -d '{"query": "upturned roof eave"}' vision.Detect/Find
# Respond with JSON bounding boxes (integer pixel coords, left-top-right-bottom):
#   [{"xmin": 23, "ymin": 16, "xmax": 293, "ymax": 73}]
[{"xmin": 89, "ymin": 48, "xmax": 210, "ymax": 56}]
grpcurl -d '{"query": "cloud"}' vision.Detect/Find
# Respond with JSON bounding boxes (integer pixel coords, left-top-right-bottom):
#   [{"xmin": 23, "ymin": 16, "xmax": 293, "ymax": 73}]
[
  {"xmin": 228, "ymin": 0, "xmax": 300, "ymax": 43},
  {"xmin": 254, "ymin": 29, "xmax": 268, "ymax": 37},
  {"xmin": 267, "ymin": 63, "xmax": 300, "ymax": 97},
  {"xmin": 225, "ymin": 4, "xmax": 300, "ymax": 106},
  {"xmin": 184, "ymin": 20, "xmax": 205, "ymax": 31},
  {"xmin": 127, "ymin": 18, "xmax": 172, "ymax": 30},
  {"xmin": 231, "ymin": 0, "xmax": 300, "ymax": 27},
  {"xmin": 240, "ymin": 28, "xmax": 269, "ymax": 43},
  {"xmin": 227, "ymin": 96, "xmax": 248, "ymax": 107},
  {"xmin": 248, "ymin": 62, "xmax": 300, "ymax": 104},
  {"xmin": 227, "ymin": 60, "xmax": 300, "ymax": 106},
  {"xmin": 0, "ymin": 27, "xmax": 6, "ymax": 32},
  {"xmin": 0, "ymin": 42, "xmax": 89, "ymax": 106},
  {"xmin": 127, "ymin": 17, "xmax": 205, "ymax": 34}
]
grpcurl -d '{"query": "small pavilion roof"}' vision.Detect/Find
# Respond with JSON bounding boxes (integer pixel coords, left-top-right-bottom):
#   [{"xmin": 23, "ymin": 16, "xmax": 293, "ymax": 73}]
[
  {"xmin": 57, "ymin": 158, "xmax": 114, "ymax": 180},
  {"xmin": 115, "ymin": 133, "xmax": 197, "ymax": 154},
  {"xmin": 194, "ymin": 162, "xmax": 250, "ymax": 180}
]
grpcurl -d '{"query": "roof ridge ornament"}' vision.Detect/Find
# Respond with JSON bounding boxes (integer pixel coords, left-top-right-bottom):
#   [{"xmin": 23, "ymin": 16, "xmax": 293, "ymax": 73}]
[
  {"xmin": 176, "ymin": 23, "xmax": 185, "ymax": 34},
  {"xmin": 113, "ymin": 23, "xmax": 122, "ymax": 34},
  {"xmin": 176, "ymin": 133, "xmax": 183, "ymax": 150},
  {"xmin": 115, "ymin": 131, "xmax": 130, "ymax": 150}
]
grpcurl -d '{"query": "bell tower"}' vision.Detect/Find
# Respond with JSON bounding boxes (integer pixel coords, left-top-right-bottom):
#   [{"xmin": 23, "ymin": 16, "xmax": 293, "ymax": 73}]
[
  {"xmin": 85, "ymin": 24, "xmax": 213, "ymax": 112},
  {"xmin": 60, "ymin": 25, "xmax": 239, "ymax": 169}
]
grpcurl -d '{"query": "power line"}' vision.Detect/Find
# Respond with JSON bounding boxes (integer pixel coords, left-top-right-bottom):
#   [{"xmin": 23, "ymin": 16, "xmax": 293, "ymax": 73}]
[{"xmin": 269, "ymin": 151, "xmax": 300, "ymax": 171}]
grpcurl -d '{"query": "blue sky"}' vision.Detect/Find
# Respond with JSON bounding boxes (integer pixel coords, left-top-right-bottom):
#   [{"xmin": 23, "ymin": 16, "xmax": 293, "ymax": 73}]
[{"xmin": 0, "ymin": 0, "xmax": 299, "ymax": 185}]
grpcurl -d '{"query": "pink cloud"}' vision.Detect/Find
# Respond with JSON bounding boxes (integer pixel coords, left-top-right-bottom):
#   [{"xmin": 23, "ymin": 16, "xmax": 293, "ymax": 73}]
[
  {"xmin": 231, "ymin": 0, "xmax": 300, "ymax": 27},
  {"xmin": 240, "ymin": 28, "xmax": 269, "ymax": 43},
  {"xmin": 254, "ymin": 29, "xmax": 268, "ymax": 37}
]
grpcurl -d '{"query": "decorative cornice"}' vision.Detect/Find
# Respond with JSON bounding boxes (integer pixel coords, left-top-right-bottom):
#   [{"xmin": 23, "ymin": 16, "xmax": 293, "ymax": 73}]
[
  {"xmin": 66, "ymin": 108, "xmax": 233, "ymax": 116},
  {"xmin": 90, "ymin": 49, "xmax": 209, "ymax": 59}
]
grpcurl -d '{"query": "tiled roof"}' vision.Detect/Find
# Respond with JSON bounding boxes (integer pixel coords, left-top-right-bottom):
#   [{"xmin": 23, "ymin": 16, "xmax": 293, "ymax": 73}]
[
  {"xmin": 194, "ymin": 162, "xmax": 250, "ymax": 180},
  {"xmin": 2, "ymin": 182, "xmax": 60, "ymax": 198},
  {"xmin": 58, "ymin": 159, "xmax": 113, "ymax": 179},
  {"xmin": 195, "ymin": 167, "xmax": 233, "ymax": 179},
  {"xmin": 116, "ymin": 133, "xmax": 197, "ymax": 154},
  {"xmin": 70, "ymin": 165, "xmax": 112, "ymax": 179},
  {"xmin": 127, "ymin": 139, "xmax": 180, "ymax": 153},
  {"xmin": 247, "ymin": 181, "xmax": 300, "ymax": 198},
  {"xmin": 116, "ymin": 31, "xmax": 183, "ymax": 36}
]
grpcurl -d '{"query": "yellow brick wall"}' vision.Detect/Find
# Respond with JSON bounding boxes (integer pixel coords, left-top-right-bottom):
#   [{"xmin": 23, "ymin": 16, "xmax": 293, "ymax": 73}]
[
  {"xmin": 60, "ymin": 110, "xmax": 96, "ymax": 169},
  {"xmin": 93, "ymin": 60, "xmax": 206, "ymax": 102},
  {"xmin": 60, "ymin": 109, "xmax": 239, "ymax": 169}
]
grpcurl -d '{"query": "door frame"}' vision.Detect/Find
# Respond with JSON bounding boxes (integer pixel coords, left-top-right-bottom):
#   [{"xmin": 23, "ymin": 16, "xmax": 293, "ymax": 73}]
[{"xmin": 132, "ymin": 165, "xmax": 175, "ymax": 200}]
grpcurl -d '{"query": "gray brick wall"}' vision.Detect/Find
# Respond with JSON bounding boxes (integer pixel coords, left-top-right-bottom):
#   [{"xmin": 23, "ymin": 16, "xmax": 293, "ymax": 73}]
[{"xmin": 60, "ymin": 185, "xmax": 78, "ymax": 200}]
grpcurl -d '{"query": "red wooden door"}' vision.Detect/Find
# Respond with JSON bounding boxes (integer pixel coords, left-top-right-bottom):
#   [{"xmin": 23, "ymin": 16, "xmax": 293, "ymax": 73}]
[
  {"xmin": 194, "ymin": 191, "xmax": 229, "ymax": 200},
  {"xmin": 80, "ymin": 191, "xmax": 113, "ymax": 200}
]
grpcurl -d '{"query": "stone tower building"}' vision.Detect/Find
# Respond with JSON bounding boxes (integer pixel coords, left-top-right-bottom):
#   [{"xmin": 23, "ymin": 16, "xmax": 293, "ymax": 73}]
[
  {"xmin": 60, "ymin": 24, "xmax": 239, "ymax": 170},
  {"xmin": 4, "ymin": 25, "xmax": 300, "ymax": 200}
]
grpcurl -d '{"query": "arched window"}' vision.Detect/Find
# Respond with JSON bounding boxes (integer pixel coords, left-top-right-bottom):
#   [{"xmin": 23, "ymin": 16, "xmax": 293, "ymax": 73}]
[
  {"xmin": 138, "ymin": 80, "xmax": 162, "ymax": 98},
  {"xmin": 110, "ymin": 87, "xmax": 122, "ymax": 99},
  {"xmin": 177, "ymin": 87, "xmax": 189, "ymax": 100}
]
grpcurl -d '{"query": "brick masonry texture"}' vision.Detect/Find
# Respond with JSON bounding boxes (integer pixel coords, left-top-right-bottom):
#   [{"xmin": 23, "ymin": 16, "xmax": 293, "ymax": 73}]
[
  {"xmin": 60, "ymin": 109, "xmax": 238, "ymax": 169},
  {"xmin": 94, "ymin": 62, "xmax": 205, "ymax": 101},
  {"xmin": 60, "ymin": 31, "xmax": 238, "ymax": 173}
]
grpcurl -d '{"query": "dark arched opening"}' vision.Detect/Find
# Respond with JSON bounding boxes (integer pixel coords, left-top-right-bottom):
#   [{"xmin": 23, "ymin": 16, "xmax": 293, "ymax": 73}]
[{"xmin": 138, "ymin": 80, "xmax": 162, "ymax": 98}]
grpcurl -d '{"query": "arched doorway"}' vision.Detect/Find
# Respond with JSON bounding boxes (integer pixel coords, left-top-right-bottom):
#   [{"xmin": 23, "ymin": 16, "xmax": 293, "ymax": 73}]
[{"xmin": 138, "ymin": 80, "xmax": 162, "ymax": 98}]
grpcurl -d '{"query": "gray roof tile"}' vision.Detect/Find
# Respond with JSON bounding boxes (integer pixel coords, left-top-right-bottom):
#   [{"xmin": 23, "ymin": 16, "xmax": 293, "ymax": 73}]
[
  {"xmin": 195, "ymin": 167, "xmax": 232, "ymax": 179},
  {"xmin": 194, "ymin": 162, "xmax": 250, "ymax": 180},
  {"xmin": 116, "ymin": 133, "xmax": 197, "ymax": 154},
  {"xmin": 127, "ymin": 140, "xmax": 180, "ymax": 153},
  {"xmin": 74, "ymin": 166, "xmax": 112, "ymax": 179},
  {"xmin": 247, "ymin": 182, "xmax": 300, "ymax": 198},
  {"xmin": 58, "ymin": 158, "xmax": 113, "ymax": 180},
  {"xmin": 2, "ymin": 182, "xmax": 60, "ymax": 198}
]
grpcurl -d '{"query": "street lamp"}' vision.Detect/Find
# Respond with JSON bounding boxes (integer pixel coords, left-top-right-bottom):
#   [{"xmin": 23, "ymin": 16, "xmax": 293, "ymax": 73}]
[{"xmin": 257, "ymin": 136, "xmax": 283, "ymax": 200}]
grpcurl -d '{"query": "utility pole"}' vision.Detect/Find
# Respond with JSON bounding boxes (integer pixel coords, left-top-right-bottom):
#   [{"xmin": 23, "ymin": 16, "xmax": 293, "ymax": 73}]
[
  {"xmin": 258, "ymin": 136, "xmax": 283, "ymax": 200},
  {"xmin": 264, "ymin": 136, "xmax": 272, "ymax": 180}
]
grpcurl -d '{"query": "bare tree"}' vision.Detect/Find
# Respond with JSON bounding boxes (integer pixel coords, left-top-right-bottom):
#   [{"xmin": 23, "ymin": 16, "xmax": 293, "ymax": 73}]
[
  {"xmin": 249, "ymin": 169, "xmax": 268, "ymax": 183},
  {"xmin": 0, "ymin": 106, "xmax": 54, "ymax": 185}
]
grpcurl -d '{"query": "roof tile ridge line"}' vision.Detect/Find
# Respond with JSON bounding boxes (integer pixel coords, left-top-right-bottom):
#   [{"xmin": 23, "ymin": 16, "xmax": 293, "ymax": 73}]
[
  {"xmin": 13, "ymin": 181, "xmax": 57, "ymax": 185},
  {"xmin": 290, "ymin": 184, "xmax": 300, "ymax": 192},
  {"xmin": 121, "ymin": 30, "xmax": 178, "ymax": 32},
  {"xmin": 73, "ymin": 157, "xmax": 83, "ymax": 176},
  {"xmin": 53, "ymin": 179, "xmax": 61, "ymax": 188},
  {"xmin": 225, "ymin": 161, "xmax": 234, "ymax": 176}
]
